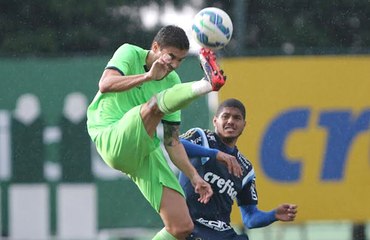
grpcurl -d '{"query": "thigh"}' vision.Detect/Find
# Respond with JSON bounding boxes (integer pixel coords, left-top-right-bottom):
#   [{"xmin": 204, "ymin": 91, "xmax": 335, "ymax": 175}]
[{"xmin": 94, "ymin": 105, "xmax": 160, "ymax": 174}]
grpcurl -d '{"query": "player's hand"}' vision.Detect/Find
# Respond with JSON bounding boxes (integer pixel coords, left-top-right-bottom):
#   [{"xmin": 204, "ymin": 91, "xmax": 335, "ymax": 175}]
[
  {"xmin": 275, "ymin": 204, "xmax": 298, "ymax": 222},
  {"xmin": 191, "ymin": 174, "xmax": 213, "ymax": 204},
  {"xmin": 147, "ymin": 53, "xmax": 173, "ymax": 81},
  {"xmin": 216, "ymin": 151, "xmax": 243, "ymax": 178}
]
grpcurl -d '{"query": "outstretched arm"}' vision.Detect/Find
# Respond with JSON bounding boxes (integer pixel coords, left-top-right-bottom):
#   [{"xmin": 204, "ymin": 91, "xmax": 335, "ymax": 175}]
[
  {"xmin": 180, "ymin": 138, "xmax": 218, "ymax": 159},
  {"xmin": 163, "ymin": 123, "xmax": 213, "ymax": 204},
  {"xmin": 180, "ymin": 139, "xmax": 242, "ymax": 177},
  {"xmin": 240, "ymin": 205, "xmax": 276, "ymax": 229},
  {"xmin": 240, "ymin": 204, "xmax": 297, "ymax": 229}
]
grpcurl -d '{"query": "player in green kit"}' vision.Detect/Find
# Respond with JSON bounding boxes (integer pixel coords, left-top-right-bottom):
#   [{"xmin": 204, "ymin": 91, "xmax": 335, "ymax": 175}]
[{"xmin": 87, "ymin": 25, "xmax": 226, "ymax": 240}]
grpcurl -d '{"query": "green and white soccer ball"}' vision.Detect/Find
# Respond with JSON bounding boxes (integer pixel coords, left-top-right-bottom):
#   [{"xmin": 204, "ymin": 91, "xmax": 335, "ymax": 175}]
[{"xmin": 192, "ymin": 7, "xmax": 233, "ymax": 50}]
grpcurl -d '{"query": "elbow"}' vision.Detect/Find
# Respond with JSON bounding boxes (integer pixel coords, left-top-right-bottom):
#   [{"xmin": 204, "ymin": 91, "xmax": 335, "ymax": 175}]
[
  {"xmin": 99, "ymin": 81, "xmax": 109, "ymax": 93},
  {"xmin": 243, "ymin": 217, "xmax": 254, "ymax": 229}
]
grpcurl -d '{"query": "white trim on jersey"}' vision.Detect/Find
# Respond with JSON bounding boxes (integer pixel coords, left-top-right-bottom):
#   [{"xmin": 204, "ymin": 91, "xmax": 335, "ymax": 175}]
[
  {"xmin": 242, "ymin": 168, "xmax": 255, "ymax": 187},
  {"xmin": 194, "ymin": 128, "xmax": 210, "ymax": 165}
]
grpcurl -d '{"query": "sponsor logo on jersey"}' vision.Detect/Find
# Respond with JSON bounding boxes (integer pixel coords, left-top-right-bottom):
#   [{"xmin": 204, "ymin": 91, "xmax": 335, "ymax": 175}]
[
  {"xmin": 190, "ymin": 136, "xmax": 202, "ymax": 145},
  {"xmin": 204, "ymin": 172, "xmax": 238, "ymax": 199},
  {"xmin": 196, "ymin": 218, "xmax": 232, "ymax": 231}
]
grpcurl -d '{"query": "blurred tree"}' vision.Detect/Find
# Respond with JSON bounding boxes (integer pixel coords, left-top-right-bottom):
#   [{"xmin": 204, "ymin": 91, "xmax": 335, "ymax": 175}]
[
  {"xmin": 1, "ymin": 0, "xmax": 369, "ymax": 56},
  {"xmin": 205, "ymin": 0, "xmax": 370, "ymax": 55},
  {"xmin": 245, "ymin": 0, "xmax": 370, "ymax": 54},
  {"xmin": 0, "ymin": 0, "xmax": 158, "ymax": 56}
]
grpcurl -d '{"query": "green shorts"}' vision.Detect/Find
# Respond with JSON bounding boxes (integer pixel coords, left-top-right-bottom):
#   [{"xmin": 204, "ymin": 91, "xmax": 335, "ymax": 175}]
[{"xmin": 91, "ymin": 105, "xmax": 184, "ymax": 212}]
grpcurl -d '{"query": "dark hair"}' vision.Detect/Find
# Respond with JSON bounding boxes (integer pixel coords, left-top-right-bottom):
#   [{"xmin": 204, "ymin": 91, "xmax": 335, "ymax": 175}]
[
  {"xmin": 152, "ymin": 25, "xmax": 189, "ymax": 50},
  {"xmin": 216, "ymin": 98, "xmax": 246, "ymax": 119}
]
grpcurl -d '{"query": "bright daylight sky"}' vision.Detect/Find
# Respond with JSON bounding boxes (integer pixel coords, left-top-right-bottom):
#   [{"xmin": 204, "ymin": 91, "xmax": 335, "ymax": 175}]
[{"xmin": 140, "ymin": 1, "xmax": 204, "ymax": 53}]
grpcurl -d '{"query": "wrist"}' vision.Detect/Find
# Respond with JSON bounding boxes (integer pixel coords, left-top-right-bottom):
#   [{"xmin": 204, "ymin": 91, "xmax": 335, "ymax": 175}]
[
  {"xmin": 270, "ymin": 209, "xmax": 278, "ymax": 221},
  {"xmin": 211, "ymin": 149, "xmax": 219, "ymax": 159},
  {"xmin": 143, "ymin": 72, "xmax": 152, "ymax": 82},
  {"xmin": 189, "ymin": 171, "xmax": 201, "ymax": 184}
]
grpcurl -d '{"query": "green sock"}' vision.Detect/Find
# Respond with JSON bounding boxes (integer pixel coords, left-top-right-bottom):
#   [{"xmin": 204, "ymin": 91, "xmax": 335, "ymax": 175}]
[
  {"xmin": 152, "ymin": 228, "xmax": 177, "ymax": 240},
  {"xmin": 156, "ymin": 82, "xmax": 198, "ymax": 114}
]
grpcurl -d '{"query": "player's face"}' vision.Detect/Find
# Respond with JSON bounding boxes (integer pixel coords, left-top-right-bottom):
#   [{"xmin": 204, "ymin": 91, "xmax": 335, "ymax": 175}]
[
  {"xmin": 153, "ymin": 43, "xmax": 188, "ymax": 71},
  {"xmin": 160, "ymin": 46, "xmax": 188, "ymax": 70},
  {"xmin": 213, "ymin": 107, "xmax": 246, "ymax": 144}
]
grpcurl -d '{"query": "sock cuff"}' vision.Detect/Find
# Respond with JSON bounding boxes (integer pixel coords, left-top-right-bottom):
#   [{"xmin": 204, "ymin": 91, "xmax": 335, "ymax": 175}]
[
  {"xmin": 191, "ymin": 79, "xmax": 212, "ymax": 95},
  {"xmin": 153, "ymin": 228, "xmax": 177, "ymax": 240}
]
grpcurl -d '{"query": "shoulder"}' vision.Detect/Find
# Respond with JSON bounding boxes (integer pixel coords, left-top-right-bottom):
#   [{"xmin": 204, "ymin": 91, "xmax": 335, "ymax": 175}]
[
  {"xmin": 238, "ymin": 153, "xmax": 256, "ymax": 188},
  {"xmin": 117, "ymin": 43, "xmax": 144, "ymax": 52},
  {"xmin": 112, "ymin": 44, "xmax": 148, "ymax": 60},
  {"xmin": 180, "ymin": 128, "xmax": 210, "ymax": 143},
  {"xmin": 204, "ymin": 130, "xmax": 218, "ymax": 143},
  {"xmin": 236, "ymin": 150, "xmax": 254, "ymax": 174},
  {"xmin": 107, "ymin": 43, "xmax": 149, "ymax": 74},
  {"xmin": 180, "ymin": 128, "xmax": 201, "ymax": 140}
]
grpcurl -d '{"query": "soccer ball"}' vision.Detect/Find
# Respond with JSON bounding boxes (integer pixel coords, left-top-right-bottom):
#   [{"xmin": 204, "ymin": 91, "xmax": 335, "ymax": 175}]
[{"xmin": 191, "ymin": 7, "xmax": 233, "ymax": 50}]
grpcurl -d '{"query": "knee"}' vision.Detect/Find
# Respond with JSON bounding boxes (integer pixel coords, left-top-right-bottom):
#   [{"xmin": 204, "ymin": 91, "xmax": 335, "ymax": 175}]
[
  {"xmin": 166, "ymin": 219, "xmax": 194, "ymax": 239},
  {"xmin": 144, "ymin": 97, "xmax": 163, "ymax": 116}
]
